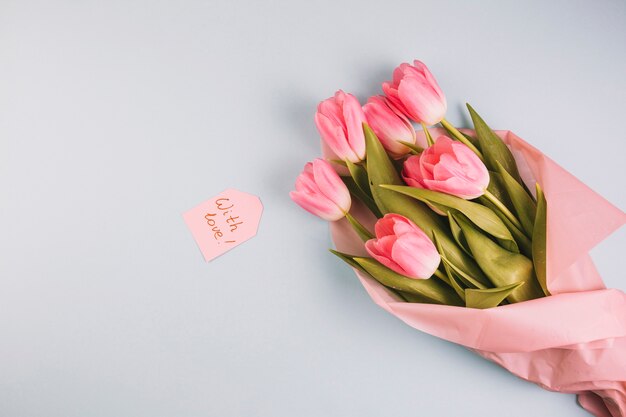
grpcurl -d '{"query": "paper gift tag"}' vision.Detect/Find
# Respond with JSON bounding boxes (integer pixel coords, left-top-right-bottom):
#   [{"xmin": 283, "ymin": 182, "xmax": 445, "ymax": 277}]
[{"xmin": 183, "ymin": 189, "xmax": 263, "ymax": 261}]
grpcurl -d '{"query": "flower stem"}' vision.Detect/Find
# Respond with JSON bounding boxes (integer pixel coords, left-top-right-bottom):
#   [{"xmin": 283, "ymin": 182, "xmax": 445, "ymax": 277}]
[
  {"xmin": 345, "ymin": 212, "xmax": 374, "ymax": 241},
  {"xmin": 483, "ymin": 190, "xmax": 524, "ymax": 232},
  {"xmin": 440, "ymin": 118, "xmax": 484, "ymax": 161},
  {"xmin": 420, "ymin": 123, "xmax": 435, "ymax": 147}
]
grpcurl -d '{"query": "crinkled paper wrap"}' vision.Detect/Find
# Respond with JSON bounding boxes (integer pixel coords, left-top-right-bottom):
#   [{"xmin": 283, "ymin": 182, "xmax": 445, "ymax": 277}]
[{"xmin": 328, "ymin": 129, "xmax": 626, "ymax": 417}]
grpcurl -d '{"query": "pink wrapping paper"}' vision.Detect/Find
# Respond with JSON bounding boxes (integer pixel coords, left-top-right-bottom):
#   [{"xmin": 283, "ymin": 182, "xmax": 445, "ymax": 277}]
[{"xmin": 328, "ymin": 129, "xmax": 626, "ymax": 417}]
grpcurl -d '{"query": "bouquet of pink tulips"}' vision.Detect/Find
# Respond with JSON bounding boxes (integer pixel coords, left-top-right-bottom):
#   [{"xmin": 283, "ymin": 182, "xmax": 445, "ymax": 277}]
[{"xmin": 291, "ymin": 60, "xmax": 626, "ymax": 417}]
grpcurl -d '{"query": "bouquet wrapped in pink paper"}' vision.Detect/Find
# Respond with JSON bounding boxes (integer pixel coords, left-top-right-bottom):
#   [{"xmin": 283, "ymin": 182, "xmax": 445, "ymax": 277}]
[{"xmin": 290, "ymin": 60, "xmax": 626, "ymax": 417}]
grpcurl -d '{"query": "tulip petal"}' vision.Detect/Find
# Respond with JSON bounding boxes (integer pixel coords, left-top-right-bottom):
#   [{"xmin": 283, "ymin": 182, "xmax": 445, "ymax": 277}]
[
  {"xmin": 295, "ymin": 172, "xmax": 319, "ymax": 194},
  {"xmin": 317, "ymin": 99, "xmax": 344, "ymax": 127},
  {"xmin": 373, "ymin": 215, "xmax": 397, "ymax": 238},
  {"xmin": 341, "ymin": 94, "xmax": 367, "ymax": 161},
  {"xmin": 413, "ymin": 59, "xmax": 445, "ymax": 101},
  {"xmin": 289, "ymin": 190, "xmax": 344, "ymax": 221},
  {"xmin": 403, "ymin": 177, "xmax": 424, "ymax": 189},
  {"xmin": 365, "ymin": 236, "xmax": 408, "ymax": 277},
  {"xmin": 367, "ymin": 213, "xmax": 439, "ymax": 279},
  {"xmin": 382, "ymin": 84, "xmax": 409, "ymax": 118},
  {"xmin": 398, "ymin": 77, "xmax": 447, "ymax": 125},
  {"xmin": 452, "ymin": 143, "xmax": 490, "ymax": 185},
  {"xmin": 433, "ymin": 154, "xmax": 466, "ymax": 181},
  {"xmin": 294, "ymin": 163, "xmax": 319, "ymax": 193},
  {"xmin": 392, "ymin": 233, "xmax": 440, "ymax": 279},
  {"xmin": 312, "ymin": 159, "xmax": 351, "ymax": 213},
  {"xmin": 383, "ymin": 61, "xmax": 447, "ymax": 125},
  {"xmin": 364, "ymin": 96, "xmax": 416, "ymax": 158},
  {"xmin": 424, "ymin": 177, "xmax": 484, "ymax": 200},
  {"xmin": 315, "ymin": 91, "xmax": 366, "ymax": 163},
  {"xmin": 315, "ymin": 112, "xmax": 359, "ymax": 162},
  {"xmin": 402, "ymin": 155, "xmax": 425, "ymax": 187},
  {"xmin": 405, "ymin": 134, "xmax": 489, "ymax": 199},
  {"xmin": 392, "ymin": 63, "xmax": 408, "ymax": 85},
  {"xmin": 392, "ymin": 219, "xmax": 420, "ymax": 237}
]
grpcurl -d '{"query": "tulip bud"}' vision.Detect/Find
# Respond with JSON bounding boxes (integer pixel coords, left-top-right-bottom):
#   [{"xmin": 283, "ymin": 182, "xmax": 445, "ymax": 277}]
[
  {"xmin": 314, "ymin": 90, "xmax": 367, "ymax": 163},
  {"xmin": 290, "ymin": 158, "xmax": 351, "ymax": 221},
  {"xmin": 382, "ymin": 60, "xmax": 447, "ymax": 126},
  {"xmin": 363, "ymin": 96, "xmax": 417, "ymax": 158},
  {"xmin": 402, "ymin": 136, "xmax": 490, "ymax": 200},
  {"xmin": 365, "ymin": 214, "xmax": 440, "ymax": 279}
]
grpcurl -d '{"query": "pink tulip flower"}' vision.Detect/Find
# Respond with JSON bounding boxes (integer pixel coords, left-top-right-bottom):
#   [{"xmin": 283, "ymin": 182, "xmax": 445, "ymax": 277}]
[
  {"xmin": 382, "ymin": 60, "xmax": 447, "ymax": 126},
  {"xmin": 402, "ymin": 135, "xmax": 490, "ymax": 200},
  {"xmin": 290, "ymin": 158, "xmax": 351, "ymax": 221},
  {"xmin": 315, "ymin": 90, "xmax": 367, "ymax": 163},
  {"xmin": 365, "ymin": 214, "xmax": 440, "ymax": 279},
  {"xmin": 363, "ymin": 95, "xmax": 417, "ymax": 158}
]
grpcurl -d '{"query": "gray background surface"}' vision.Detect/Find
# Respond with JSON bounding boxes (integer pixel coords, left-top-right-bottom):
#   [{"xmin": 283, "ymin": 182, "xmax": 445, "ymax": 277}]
[{"xmin": 0, "ymin": 0, "xmax": 625, "ymax": 416}]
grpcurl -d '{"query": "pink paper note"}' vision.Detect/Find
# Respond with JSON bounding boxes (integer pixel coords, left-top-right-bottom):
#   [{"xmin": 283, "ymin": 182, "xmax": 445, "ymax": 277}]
[{"xmin": 183, "ymin": 189, "xmax": 263, "ymax": 261}]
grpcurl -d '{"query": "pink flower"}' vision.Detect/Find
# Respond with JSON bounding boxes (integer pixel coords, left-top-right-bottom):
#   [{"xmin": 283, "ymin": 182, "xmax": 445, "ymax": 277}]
[
  {"xmin": 402, "ymin": 135, "xmax": 489, "ymax": 200},
  {"xmin": 290, "ymin": 158, "xmax": 351, "ymax": 221},
  {"xmin": 382, "ymin": 60, "xmax": 447, "ymax": 126},
  {"xmin": 365, "ymin": 214, "xmax": 440, "ymax": 279},
  {"xmin": 314, "ymin": 90, "xmax": 367, "ymax": 163},
  {"xmin": 363, "ymin": 95, "xmax": 417, "ymax": 158}
]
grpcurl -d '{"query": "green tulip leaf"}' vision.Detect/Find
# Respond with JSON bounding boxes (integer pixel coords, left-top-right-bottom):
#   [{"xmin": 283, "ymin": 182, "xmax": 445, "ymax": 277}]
[
  {"xmin": 394, "ymin": 287, "xmax": 424, "ymax": 303},
  {"xmin": 345, "ymin": 213, "xmax": 374, "ymax": 242},
  {"xmin": 432, "ymin": 232, "xmax": 466, "ymax": 301},
  {"xmin": 380, "ymin": 185, "xmax": 518, "ymax": 251},
  {"xmin": 353, "ymin": 256, "xmax": 464, "ymax": 306},
  {"xmin": 363, "ymin": 123, "xmax": 489, "ymax": 285},
  {"xmin": 448, "ymin": 212, "xmax": 472, "ymax": 256},
  {"xmin": 330, "ymin": 250, "xmax": 419, "ymax": 302},
  {"xmin": 364, "ymin": 123, "xmax": 420, "ymax": 215},
  {"xmin": 439, "ymin": 253, "xmax": 488, "ymax": 290},
  {"xmin": 428, "ymin": 201, "xmax": 450, "ymax": 215},
  {"xmin": 398, "ymin": 140, "xmax": 424, "ymax": 154},
  {"xmin": 486, "ymin": 170, "xmax": 514, "ymax": 211},
  {"xmin": 452, "ymin": 212, "xmax": 544, "ymax": 303},
  {"xmin": 496, "ymin": 161, "xmax": 536, "ymax": 236},
  {"xmin": 341, "ymin": 176, "xmax": 383, "ymax": 218},
  {"xmin": 329, "ymin": 249, "xmax": 367, "ymax": 273},
  {"xmin": 466, "ymin": 104, "xmax": 522, "ymax": 184},
  {"xmin": 532, "ymin": 184, "xmax": 550, "ymax": 296},
  {"xmin": 346, "ymin": 159, "xmax": 371, "ymax": 198},
  {"xmin": 329, "ymin": 159, "xmax": 348, "ymax": 167},
  {"xmin": 478, "ymin": 196, "xmax": 532, "ymax": 257},
  {"xmin": 465, "ymin": 282, "xmax": 525, "ymax": 309}
]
